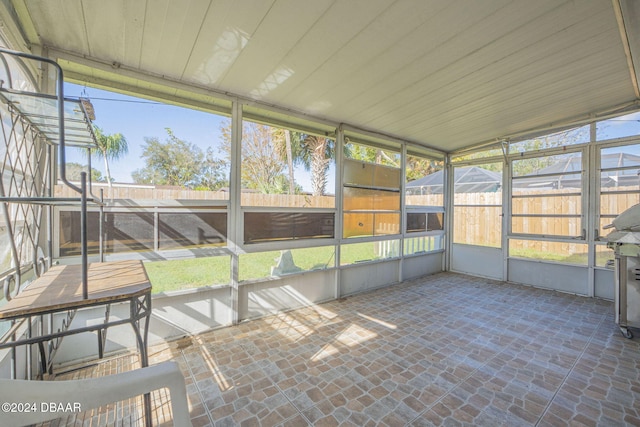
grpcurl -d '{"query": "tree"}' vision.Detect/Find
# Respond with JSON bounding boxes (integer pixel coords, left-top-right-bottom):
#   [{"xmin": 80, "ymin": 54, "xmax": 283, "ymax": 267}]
[
  {"xmin": 92, "ymin": 126, "xmax": 128, "ymax": 192},
  {"xmin": 219, "ymin": 120, "xmax": 291, "ymax": 193},
  {"xmin": 133, "ymin": 128, "xmax": 204, "ymax": 187},
  {"xmin": 271, "ymin": 128, "xmax": 303, "ymax": 194},
  {"xmin": 345, "ymin": 141, "xmax": 399, "ymax": 167},
  {"xmin": 132, "ymin": 128, "xmax": 229, "ymax": 190},
  {"xmin": 406, "ymin": 157, "xmax": 443, "ymax": 181},
  {"xmin": 298, "ymin": 135, "xmax": 334, "ymax": 196},
  {"xmin": 284, "ymin": 130, "xmax": 295, "ymax": 195},
  {"xmin": 454, "ymin": 126, "xmax": 590, "ymax": 175},
  {"xmin": 271, "ymin": 129, "xmax": 336, "ymax": 196},
  {"xmin": 195, "ymin": 147, "xmax": 229, "ymax": 191},
  {"xmin": 64, "ymin": 162, "xmax": 105, "ymax": 182}
]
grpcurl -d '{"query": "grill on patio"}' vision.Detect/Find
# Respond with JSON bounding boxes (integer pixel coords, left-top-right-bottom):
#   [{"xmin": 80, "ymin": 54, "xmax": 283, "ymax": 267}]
[{"xmin": 605, "ymin": 204, "xmax": 640, "ymax": 339}]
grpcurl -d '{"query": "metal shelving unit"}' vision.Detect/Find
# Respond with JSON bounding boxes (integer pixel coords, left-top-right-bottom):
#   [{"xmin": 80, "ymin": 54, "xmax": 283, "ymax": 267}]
[
  {"xmin": 0, "ymin": 47, "xmax": 101, "ymax": 300},
  {"xmin": 0, "ymin": 48, "xmax": 153, "ymax": 426}
]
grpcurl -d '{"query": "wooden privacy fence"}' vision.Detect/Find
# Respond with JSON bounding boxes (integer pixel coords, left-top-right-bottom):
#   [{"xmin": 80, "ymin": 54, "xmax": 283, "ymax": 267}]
[
  {"xmin": 55, "ymin": 184, "xmax": 640, "ymax": 257},
  {"xmin": 453, "ymin": 188, "xmax": 640, "ymax": 259},
  {"xmin": 54, "ymin": 184, "xmax": 334, "ymax": 208}
]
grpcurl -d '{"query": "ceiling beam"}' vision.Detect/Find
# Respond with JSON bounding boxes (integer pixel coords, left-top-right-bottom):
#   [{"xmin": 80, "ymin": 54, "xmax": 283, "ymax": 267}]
[
  {"xmin": 613, "ymin": 0, "xmax": 640, "ymax": 99},
  {"xmin": 452, "ymin": 99, "xmax": 640, "ymax": 154}
]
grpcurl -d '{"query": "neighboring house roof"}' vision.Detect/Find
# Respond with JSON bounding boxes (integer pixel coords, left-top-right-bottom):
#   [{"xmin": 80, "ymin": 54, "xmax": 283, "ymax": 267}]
[
  {"xmin": 407, "ymin": 153, "xmax": 640, "ymax": 193},
  {"xmin": 407, "ymin": 166, "xmax": 501, "ymax": 194}
]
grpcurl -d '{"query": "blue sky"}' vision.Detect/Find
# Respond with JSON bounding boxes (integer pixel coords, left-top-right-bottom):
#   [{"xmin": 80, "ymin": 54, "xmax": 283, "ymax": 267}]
[
  {"xmin": 64, "ymin": 82, "xmax": 228, "ymax": 183},
  {"xmin": 64, "ymin": 82, "xmax": 329, "ymax": 191}
]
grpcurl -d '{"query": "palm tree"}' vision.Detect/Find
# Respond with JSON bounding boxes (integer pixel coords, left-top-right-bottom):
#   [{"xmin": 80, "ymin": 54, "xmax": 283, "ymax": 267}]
[
  {"xmin": 284, "ymin": 129, "xmax": 295, "ymax": 195},
  {"xmin": 92, "ymin": 126, "xmax": 128, "ymax": 195},
  {"xmin": 300, "ymin": 135, "xmax": 332, "ymax": 196},
  {"xmin": 272, "ymin": 127, "xmax": 303, "ymax": 194},
  {"xmin": 272, "ymin": 129, "xmax": 334, "ymax": 196}
]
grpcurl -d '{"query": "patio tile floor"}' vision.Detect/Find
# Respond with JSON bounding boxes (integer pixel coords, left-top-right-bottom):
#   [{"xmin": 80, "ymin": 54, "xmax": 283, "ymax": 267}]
[{"xmin": 42, "ymin": 272, "xmax": 640, "ymax": 426}]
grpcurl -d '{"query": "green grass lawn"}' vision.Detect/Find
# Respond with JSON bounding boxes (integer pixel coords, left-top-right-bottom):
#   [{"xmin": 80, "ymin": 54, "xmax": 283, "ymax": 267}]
[
  {"xmin": 137, "ymin": 242, "xmax": 616, "ymax": 294},
  {"xmin": 143, "ymin": 257, "xmax": 230, "ymax": 293},
  {"xmin": 144, "ymin": 241, "xmax": 398, "ymax": 293}
]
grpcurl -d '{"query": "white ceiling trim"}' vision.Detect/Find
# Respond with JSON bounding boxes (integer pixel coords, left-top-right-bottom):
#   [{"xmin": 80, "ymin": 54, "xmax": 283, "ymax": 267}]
[
  {"xmin": 452, "ymin": 99, "xmax": 640, "ymax": 154},
  {"xmin": 613, "ymin": 0, "xmax": 640, "ymax": 98},
  {"xmin": 48, "ymin": 47, "xmax": 237, "ymax": 102},
  {"xmin": 340, "ymin": 123, "xmax": 444, "ymax": 157}
]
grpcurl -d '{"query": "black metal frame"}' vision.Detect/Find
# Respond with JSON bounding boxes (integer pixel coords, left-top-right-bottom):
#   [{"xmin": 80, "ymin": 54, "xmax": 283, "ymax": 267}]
[
  {"xmin": 0, "ymin": 290, "xmax": 152, "ymax": 424},
  {"xmin": 0, "ymin": 48, "xmax": 151, "ymax": 426}
]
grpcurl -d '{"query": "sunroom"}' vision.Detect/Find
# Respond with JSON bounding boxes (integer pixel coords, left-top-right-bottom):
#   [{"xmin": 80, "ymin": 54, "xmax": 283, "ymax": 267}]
[{"xmin": 0, "ymin": 1, "xmax": 639, "ymax": 426}]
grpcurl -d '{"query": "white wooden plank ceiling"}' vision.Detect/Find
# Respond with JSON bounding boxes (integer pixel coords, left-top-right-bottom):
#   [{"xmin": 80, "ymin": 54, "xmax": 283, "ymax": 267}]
[{"xmin": 8, "ymin": 0, "xmax": 640, "ymax": 153}]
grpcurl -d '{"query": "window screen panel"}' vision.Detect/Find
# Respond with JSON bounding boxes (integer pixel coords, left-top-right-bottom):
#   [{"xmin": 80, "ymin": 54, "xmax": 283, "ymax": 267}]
[
  {"xmin": 104, "ymin": 212, "xmax": 154, "ymax": 253},
  {"xmin": 344, "ymin": 159, "xmax": 400, "ymax": 189},
  {"xmin": 344, "ymin": 159, "xmax": 375, "ymax": 187},
  {"xmin": 407, "ymin": 213, "xmax": 427, "ymax": 233},
  {"xmin": 58, "ymin": 211, "xmax": 100, "ymax": 256},
  {"xmin": 59, "ymin": 211, "xmax": 155, "ymax": 255},
  {"xmin": 406, "ymin": 212, "xmax": 444, "ymax": 233},
  {"xmin": 375, "ymin": 213, "xmax": 400, "ymax": 235},
  {"xmin": 244, "ymin": 212, "xmax": 335, "ymax": 244},
  {"xmin": 343, "ymin": 187, "xmax": 400, "ymax": 211},
  {"xmin": 343, "ymin": 213, "xmax": 375, "ymax": 238},
  {"xmin": 428, "ymin": 213, "xmax": 444, "ymax": 231},
  {"xmin": 159, "ymin": 212, "xmax": 227, "ymax": 250},
  {"xmin": 373, "ymin": 165, "xmax": 401, "ymax": 189}
]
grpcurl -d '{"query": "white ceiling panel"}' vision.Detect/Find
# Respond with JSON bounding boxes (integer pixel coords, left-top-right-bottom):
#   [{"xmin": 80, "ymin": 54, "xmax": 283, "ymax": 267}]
[
  {"xmin": 182, "ymin": 1, "xmax": 274, "ymax": 88},
  {"xmin": 216, "ymin": 0, "xmax": 336, "ymax": 93},
  {"xmin": 255, "ymin": 0, "xmax": 400, "ymax": 106},
  {"xmin": 22, "ymin": 0, "xmax": 89, "ymax": 54},
  {"xmin": 348, "ymin": 0, "xmax": 585, "ymax": 123},
  {"xmin": 136, "ymin": 0, "xmax": 212, "ymax": 78},
  {"xmin": 275, "ymin": 0, "xmax": 455, "ymax": 110},
  {"xmin": 6, "ymin": 0, "xmax": 640, "ymax": 152}
]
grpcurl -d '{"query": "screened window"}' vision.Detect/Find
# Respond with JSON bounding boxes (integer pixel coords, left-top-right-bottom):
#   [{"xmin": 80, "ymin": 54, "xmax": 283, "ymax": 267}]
[
  {"xmin": 451, "ymin": 148, "xmax": 503, "ymax": 163},
  {"xmin": 343, "ymin": 141, "xmax": 401, "ymax": 239},
  {"xmin": 405, "ymin": 154, "xmax": 444, "ymax": 204},
  {"xmin": 511, "ymin": 152, "xmax": 582, "ymax": 237},
  {"xmin": 509, "ymin": 126, "xmax": 589, "ymax": 154},
  {"xmin": 237, "ymin": 119, "xmax": 336, "ymax": 208},
  {"xmin": 453, "ymin": 163, "xmax": 502, "ymax": 247},
  {"xmin": 404, "ymin": 235, "xmax": 444, "ymax": 256},
  {"xmin": 143, "ymin": 256, "xmax": 231, "ymax": 293},
  {"xmin": 244, "ymin": 212, "xmax": 334, "ymax": 244},
  {"xmin": 340, "ymin": 240, "xmax": 400, "ymax": 265},
  {"xmin": 405, "ymin": 153, "xmax": 445, "ymax": 237},
  {"xmin": 57, "ymin": 86, "xmax": 232, "ymax": 202},
  {"xmin": 59, "ymin": 211, "xmax": 154, "ymax": 256},
  {"xmin": 406, "ymin": 212, "xmax": 444, "ymax": 233},
  {"xmin": 59, "ymin": 211, "xmax": 100, "ymax": 256},
  {"xmin": 158, "ymin": 211, "xmax": 226, "ymax": 249},
  {"xmin": 236, "ymin": 118, "xmax": 336, "ymax": 245},
  {"xmin": 598, "ymin": 144, "xmax": 640, "ymax": 238},
  {"xmin": 509, "ymin": 239, "xmax": 588, "ymax": 265},
  {"xmin": 239, "ymin": 246, "xmax": 335, "ymax": 281},
  {"xmin": 596, "ymin": 111, "xmax": 640, "ymax": 141},
  {"xmin": 59, "ymin": 209, "xmax": 228, "ymax": 255}
]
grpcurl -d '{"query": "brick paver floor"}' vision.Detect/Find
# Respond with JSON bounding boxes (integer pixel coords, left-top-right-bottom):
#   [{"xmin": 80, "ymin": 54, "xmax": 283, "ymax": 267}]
[{"xmin": 43, "ymin": 272, "xmax": 640, "ymax": 426}]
